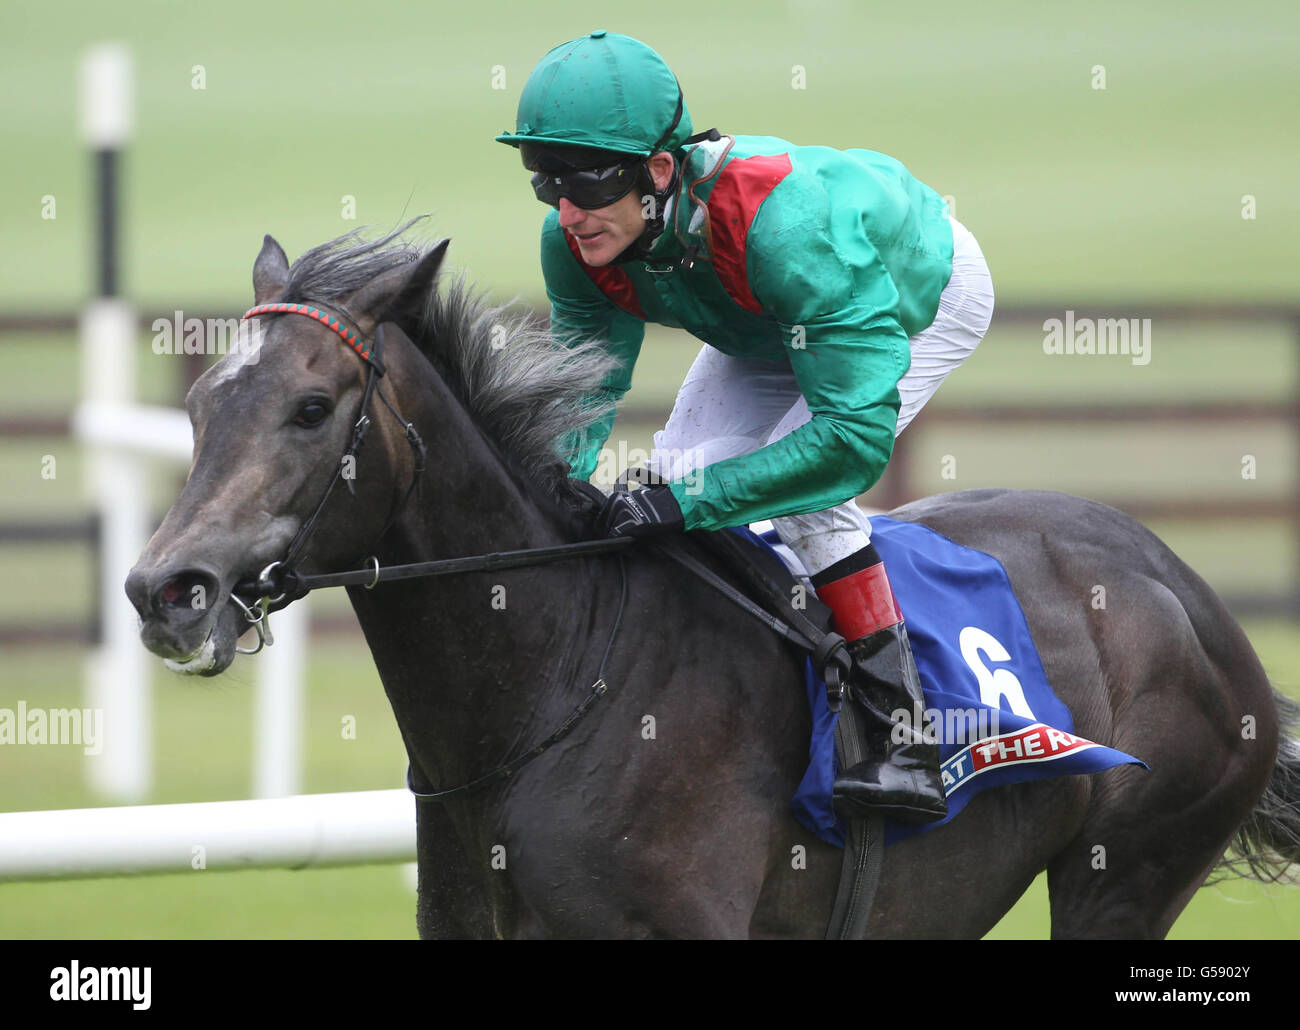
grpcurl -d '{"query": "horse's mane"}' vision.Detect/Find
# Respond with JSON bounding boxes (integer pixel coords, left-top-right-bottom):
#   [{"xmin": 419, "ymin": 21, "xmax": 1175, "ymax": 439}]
[{"xmin": 279, "ymin": 221, "xmax": 620, "ymax": 504}]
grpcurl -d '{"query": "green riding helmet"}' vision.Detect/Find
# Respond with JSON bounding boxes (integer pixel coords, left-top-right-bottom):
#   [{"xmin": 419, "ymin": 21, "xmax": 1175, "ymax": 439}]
[{"xmin": 496, "ymin": 30, "xmax": 694, "ymax": 162}]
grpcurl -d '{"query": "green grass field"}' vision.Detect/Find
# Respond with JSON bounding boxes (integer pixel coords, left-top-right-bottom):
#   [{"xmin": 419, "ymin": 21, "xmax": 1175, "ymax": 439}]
[
  {"xmin": 0, "ymin": 0, "xmax": 1297, "ymax": 938},
  {"xmin": 2, "ymin": 1, "xmax": 1297, "ymax": 310},
  {"xmin": 0, "ymin": 625, "xmax": 1296, "ymax": 939}
]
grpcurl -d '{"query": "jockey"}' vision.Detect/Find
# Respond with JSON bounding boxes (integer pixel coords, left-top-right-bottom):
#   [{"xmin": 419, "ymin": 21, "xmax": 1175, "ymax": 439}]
[{"xmin": 497, "ymin": 31, "xmax": 994, "ymax": 825}]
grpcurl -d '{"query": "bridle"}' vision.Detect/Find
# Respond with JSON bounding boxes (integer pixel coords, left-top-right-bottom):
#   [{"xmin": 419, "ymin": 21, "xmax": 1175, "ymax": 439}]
[{"xmin": 230, "ymin": 300, "xmax": 427, "ymax": 652}]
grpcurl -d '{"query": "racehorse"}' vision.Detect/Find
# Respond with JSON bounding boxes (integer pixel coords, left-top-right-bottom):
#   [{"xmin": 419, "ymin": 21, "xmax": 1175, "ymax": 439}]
[{"xmin": 126, "ymin": 224, "xmax": 1300, "ymax": 938}]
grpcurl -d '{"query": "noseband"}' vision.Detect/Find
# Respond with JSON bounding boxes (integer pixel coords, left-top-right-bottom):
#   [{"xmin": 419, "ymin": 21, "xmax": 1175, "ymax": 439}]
[{"xmin": 231, "ymin": 301, "xmax": 427, "ymax": 651}]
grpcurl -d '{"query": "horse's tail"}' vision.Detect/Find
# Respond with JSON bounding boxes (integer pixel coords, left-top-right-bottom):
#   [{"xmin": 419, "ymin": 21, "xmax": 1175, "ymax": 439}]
[{"xmin": 1216, "ymin": 687, "xmax": 1300, "ymax": 883}]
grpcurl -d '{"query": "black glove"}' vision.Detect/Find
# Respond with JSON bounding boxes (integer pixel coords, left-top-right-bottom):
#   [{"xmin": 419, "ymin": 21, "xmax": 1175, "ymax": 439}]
[{"xmin": 598, "ymin": 486, "xmax": 685, "ymax": 538}]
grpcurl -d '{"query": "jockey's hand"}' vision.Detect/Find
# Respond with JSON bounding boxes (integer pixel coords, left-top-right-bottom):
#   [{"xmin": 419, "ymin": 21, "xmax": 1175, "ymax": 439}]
[{"xmin": 598, "ymin": 486, "xmax": 685, "ymax": 538}]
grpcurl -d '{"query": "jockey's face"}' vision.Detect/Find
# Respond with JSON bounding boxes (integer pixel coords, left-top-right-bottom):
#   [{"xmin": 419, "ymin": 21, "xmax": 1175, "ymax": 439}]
[{"xmin": 559, "ymin": 152, "xmax": 675, "ymax": 267}]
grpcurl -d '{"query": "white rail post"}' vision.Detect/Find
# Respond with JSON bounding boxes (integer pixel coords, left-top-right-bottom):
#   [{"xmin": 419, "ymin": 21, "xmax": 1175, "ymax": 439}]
[
  {"xmin": 79, "ymin": 43, "xmax": 150, "ymax": 802},
  {"xmin": 0, "ymin": 790, "xmax": 416, "ymax": 881},
  {"xmin": 254, "ymin": 597, "xmax": 307, "ymax": 798},
  {"xmin": 74, "ymin": 44, "xmax": 310, "ymax": 805}
]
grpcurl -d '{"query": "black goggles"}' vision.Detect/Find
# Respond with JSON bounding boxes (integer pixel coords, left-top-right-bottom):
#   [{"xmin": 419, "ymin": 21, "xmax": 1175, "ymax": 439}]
[{"xmin": 529, "ymin": 162, "xmax": 643, "ymax": 210}]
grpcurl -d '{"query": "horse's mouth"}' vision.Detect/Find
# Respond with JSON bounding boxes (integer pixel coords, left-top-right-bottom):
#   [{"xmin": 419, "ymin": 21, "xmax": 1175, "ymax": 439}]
[
  {"xmin": 141, "ymin": 600, "xmax": 243, "ymax": 677},
  {"xmin": 163, "ymin": 631, "xmax": 219, "ymax": 675}
]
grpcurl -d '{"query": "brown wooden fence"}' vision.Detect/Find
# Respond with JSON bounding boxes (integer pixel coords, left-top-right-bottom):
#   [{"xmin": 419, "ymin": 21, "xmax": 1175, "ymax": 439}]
[
  {"xmin": 622, "ymin": 302, "xmax": 1300, "ymax": 617},
  {"xmin": 2, "ymin": 302, "xmax": 1296, "ymax": 645}
]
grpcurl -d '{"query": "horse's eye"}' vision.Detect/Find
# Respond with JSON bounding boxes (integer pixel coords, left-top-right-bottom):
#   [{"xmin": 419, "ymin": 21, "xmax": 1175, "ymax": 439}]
[{"xmin": 293, "ymin": 402, "xmax": 330, "ymax": 427}]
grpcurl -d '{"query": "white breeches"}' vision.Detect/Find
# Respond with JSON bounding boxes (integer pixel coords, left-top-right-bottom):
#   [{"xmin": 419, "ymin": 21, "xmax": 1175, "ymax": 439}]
[{"xmin": 647, "ymin": 215, "xmax": 995, "ymax": 577}]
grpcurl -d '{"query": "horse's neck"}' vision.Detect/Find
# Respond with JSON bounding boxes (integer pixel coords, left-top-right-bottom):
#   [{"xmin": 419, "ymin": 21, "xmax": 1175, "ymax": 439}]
[{"xmin": 350, "ymin": 353, "xmax": 598, "ymax": 794}]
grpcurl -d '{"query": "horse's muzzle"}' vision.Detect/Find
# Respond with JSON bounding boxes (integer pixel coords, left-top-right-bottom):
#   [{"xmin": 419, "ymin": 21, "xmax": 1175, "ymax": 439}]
[{"xmin": 124, "ymin": 562, "xmax": 236, "ymax": 672}]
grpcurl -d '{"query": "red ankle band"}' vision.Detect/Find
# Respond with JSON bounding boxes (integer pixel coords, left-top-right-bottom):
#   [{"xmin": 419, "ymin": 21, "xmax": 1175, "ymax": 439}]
[{"xmin": 814, "ymin": 562, "xmax": 901, "ymax": 641}]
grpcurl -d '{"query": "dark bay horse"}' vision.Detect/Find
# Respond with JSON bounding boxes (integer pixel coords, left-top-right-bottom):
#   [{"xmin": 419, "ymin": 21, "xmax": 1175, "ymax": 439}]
[{"xmin": 126, "ymin": 226, "xmax": 1300, "ymax": 938}]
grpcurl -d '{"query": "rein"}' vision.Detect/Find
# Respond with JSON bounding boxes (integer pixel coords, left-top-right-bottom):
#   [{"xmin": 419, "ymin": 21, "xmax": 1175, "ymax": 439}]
[{"xmin": 244, "ymin": 538, "xmax": 636, "ymax": 597}]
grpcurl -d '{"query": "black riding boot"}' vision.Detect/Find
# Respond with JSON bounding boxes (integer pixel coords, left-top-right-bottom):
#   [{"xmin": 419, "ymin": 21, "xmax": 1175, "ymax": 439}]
[{"xmin": 812, "ymin": 546, "xmax": 948, "ymax": 825}]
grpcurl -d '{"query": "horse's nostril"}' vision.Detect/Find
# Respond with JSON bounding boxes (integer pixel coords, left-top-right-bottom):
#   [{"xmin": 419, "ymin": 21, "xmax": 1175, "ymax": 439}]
[{"xmin": 155, "ymin": 569, "xmax": 221, "ymax": 616}]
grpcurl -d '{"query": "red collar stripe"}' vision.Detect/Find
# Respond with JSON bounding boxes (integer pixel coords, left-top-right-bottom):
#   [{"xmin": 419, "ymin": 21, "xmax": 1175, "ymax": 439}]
[
  {"xmin": 705, "ymin": 153, "xmax": 792, "ymax": 315},
  {"xmin": 561, "ymin": 232, "xmax": 645, "ymax": 319}
]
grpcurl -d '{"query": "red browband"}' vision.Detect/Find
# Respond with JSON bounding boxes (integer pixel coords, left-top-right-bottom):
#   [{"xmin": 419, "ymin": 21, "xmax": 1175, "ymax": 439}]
[{"xmin": 241, "ymin": 302, "xmax": 376, "ymax": 365}]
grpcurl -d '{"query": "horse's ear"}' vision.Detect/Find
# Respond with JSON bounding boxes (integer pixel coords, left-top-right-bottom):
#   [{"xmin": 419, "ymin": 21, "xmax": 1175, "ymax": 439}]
[
  {"xmin": 253, "ymin": 235, "xmax": 290, "ymax": 304},
  {"xmin": 391, "ymin": 239, "xmax": 450, "ymax": 320},
  {"xmin": 350, "ymin": 239, "xmax": 450, "ymax": 333}
]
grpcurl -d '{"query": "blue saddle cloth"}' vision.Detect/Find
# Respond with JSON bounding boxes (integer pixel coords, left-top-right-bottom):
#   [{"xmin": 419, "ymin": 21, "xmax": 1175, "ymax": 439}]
[{"xmin": 738, "ymin": 516, "xmax": 1146, "ymax": 849}]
